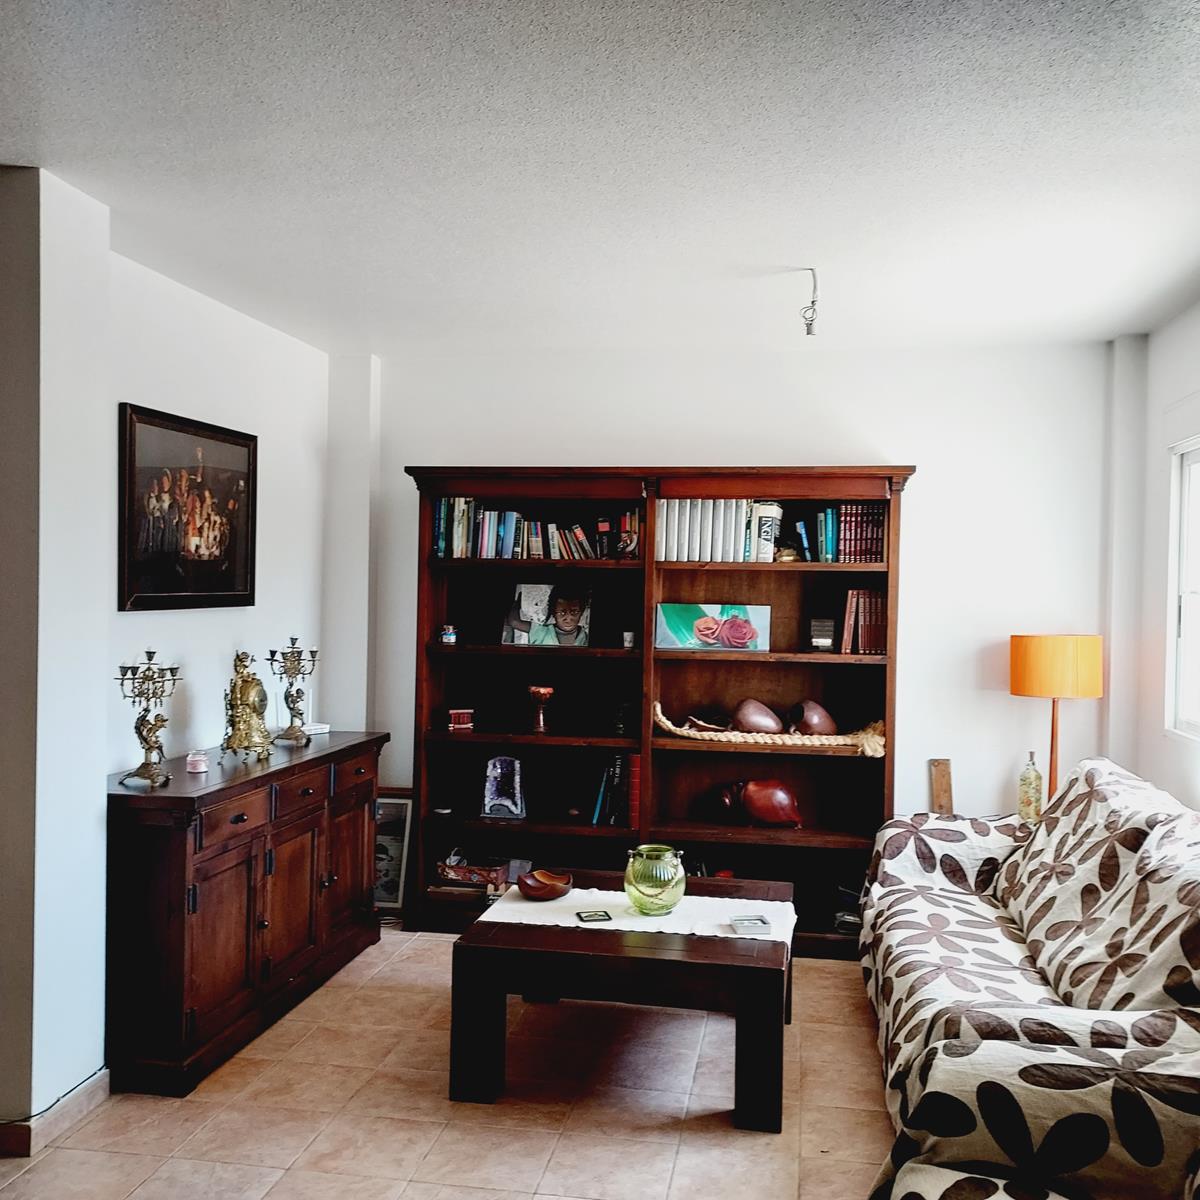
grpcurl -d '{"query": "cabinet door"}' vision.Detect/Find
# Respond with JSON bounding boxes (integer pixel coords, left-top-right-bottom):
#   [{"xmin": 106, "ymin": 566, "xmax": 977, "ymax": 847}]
[
  {"xmin": 263, "ymin": 809, "xmax": 324, "ymax": 988},
  {"xmin": 325, "ymin": 781, "xmax": 375, "ymax": 941},
  {"xmin": 187, "ymin": 837, "xmax": 262, "ymax": 1045}
]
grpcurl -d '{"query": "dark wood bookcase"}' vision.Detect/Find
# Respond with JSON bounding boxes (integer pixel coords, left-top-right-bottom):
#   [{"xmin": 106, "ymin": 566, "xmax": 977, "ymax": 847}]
[{"xmin": 404, "ymin": 466, "xmax": 914, "ymax": 956}]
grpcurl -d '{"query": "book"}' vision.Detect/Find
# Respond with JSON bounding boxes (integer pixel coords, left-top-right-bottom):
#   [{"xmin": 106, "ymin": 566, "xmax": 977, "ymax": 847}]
[
  {"xmin": 529, "ymin": 521, "xmax": 544, "ymax": 559},
  {"xmin": 665, "ymin": 499, "xmax": 680, "ymax": 561},
  {"xmin": 677, "ymin": 500, "xmax": 691, "ymax": 562},
  {"xmin": 841, "ymin": 590, "xmax": 859, "ymax": 653},
  {"xmin": 711, "ymin": 500, "xmax": 725, "ymax": 563},
  {"xmin": 687, "ymin": 499, "xmax": 703, "ymax": 560},
  {"xmin": 699, "ymin": 499, "xmax": 714, "ymax": 563},
  {"xmin": 572, "ymin": 524, "xmax": 596, "ymax": 558},
  {"xmin": 655, "ymin": 500, "xmax": 667, "ymax": 561},
  {"xmin": 797, "ymin": 520, "xmax": 812, "ymax": 562},
  {"xmin": 732, "ymin": 499, "xmax": 749, "ymax": 561},
  {"xmin": 596, "ymin": 515, "xmax": 612, "ymax": 558},
  {"xmin": 755, "ymin": 501, "xmax": 782, "ymax": 562},
  {"xmin": 627, "ymin": 753, "xmax": 641, "ymax": 827},
  {"xmin": 546, "ymin": 522, "xmax": 559, "ymax": 560},
  {"xmin": 591, "ymin": 767, "xmax": 609, "ymax": 825}
]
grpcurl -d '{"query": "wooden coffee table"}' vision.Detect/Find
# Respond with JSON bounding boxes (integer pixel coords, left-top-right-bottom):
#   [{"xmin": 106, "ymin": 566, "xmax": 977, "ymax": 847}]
[{"xmin": 449, "ymin": 870, "xmax": 793, "ymax": 1132}]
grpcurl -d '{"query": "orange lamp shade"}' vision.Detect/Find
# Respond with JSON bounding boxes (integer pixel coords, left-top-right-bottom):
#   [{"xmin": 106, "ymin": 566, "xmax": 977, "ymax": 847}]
[{"xmin": 1010, "ymin": 635, "xmax": 1103, "ymax": 699}]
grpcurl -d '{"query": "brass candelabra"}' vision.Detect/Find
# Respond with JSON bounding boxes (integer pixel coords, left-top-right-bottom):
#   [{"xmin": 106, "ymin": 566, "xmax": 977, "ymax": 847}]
[
  {"xmin": 115, "ymin": 649, "xmax": 181, "ymax": 788},
  {"xmin": 267, "ymin": 637, "xmax": 319, "ymax": 746}
]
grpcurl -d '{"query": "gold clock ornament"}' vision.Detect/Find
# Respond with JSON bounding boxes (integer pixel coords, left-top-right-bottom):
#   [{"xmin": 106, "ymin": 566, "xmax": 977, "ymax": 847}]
[{"xmin": 219, "ymin": 651, "xmax": 273, "ymax": 763}]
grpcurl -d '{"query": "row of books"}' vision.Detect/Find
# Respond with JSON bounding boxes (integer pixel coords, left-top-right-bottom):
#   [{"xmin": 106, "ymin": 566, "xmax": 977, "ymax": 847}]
[
  {"xmin": 842, "ymin": 589, "xmax": 887, "ymax": 655},
  {"xmin": 434, "ymin": 497, "xmax": 642, "ymax": 560},
  {"xmin": 591, "ymin": 753, "xmax": 641, "ymax": 826},
  {"xmin": 653, "ymin": 499, "xmax": 783, "ymax": 563},
  {"xmin": 812, "ymin": 502, "xmax": 886, "ymax": 564}
]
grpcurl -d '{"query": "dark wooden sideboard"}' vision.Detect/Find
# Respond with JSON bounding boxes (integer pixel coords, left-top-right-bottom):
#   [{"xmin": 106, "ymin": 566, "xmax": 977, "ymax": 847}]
[{"xmin": 106, "ymin": 730, "xmax": 389, "ymax": 1095}]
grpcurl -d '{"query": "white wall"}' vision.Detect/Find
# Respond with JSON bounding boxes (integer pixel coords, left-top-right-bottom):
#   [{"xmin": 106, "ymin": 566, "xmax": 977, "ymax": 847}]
[
  {"xmin": 1137, "ymin": 298, "xmax": 1200, "ymax": 805},
  {"xmin": 106, "ymin": 256, "xmax": 329, "ymax": 770},
  {"xmin": 376, "ymin": 343, "xmax": 1110, "ymax": 815}
]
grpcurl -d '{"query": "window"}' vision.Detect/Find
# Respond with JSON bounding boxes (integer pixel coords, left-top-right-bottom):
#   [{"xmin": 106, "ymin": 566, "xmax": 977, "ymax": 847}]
[{"xmin": 1173, "ymin": 444, "xmax": 1200, "ymax": 737}]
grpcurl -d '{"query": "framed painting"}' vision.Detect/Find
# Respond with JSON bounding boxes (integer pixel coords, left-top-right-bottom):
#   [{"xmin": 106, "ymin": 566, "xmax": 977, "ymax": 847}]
[{"xmin": 118, "ymin": 404, "xmax": 257, "ymax": 610}]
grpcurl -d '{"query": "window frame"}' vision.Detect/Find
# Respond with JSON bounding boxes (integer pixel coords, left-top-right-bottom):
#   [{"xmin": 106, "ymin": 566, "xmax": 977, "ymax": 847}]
[{"xmin": 1169, "ymin": 438, "xmax": 1200, "ymax": 740}]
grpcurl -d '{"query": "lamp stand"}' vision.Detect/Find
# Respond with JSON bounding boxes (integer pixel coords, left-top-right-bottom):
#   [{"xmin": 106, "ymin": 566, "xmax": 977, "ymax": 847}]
[{"xmin": 1048, "ymin": 696, "xmax": 1060, "ymax": 800}]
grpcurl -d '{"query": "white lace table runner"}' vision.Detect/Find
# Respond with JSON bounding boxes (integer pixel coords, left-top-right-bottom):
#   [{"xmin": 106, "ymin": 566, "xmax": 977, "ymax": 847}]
[{"xmin": 478, "ymin": 887, "xmax": 797, "ymax": 944}]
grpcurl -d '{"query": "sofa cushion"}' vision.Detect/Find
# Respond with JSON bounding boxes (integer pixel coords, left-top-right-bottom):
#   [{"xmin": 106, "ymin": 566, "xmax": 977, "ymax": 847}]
[
  {"xmin": 997, "ymin": 759, "xmax": 1195, "ymax": 1010},
  {"xmin": 881, "ymin": 1161, "xmax": 1075, "ymax": 1200},
  {"xmin": 864, "ymin": 884, "xmax": 1060, "ymax": 1086},
  {"xmin": 874, "ymin": 1038, "xmax": 1200, "ymax": 1200}
]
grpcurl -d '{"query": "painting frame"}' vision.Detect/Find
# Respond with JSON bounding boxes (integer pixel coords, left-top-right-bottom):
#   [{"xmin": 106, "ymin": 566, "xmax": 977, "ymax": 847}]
[{"xmin": 118, "ymin": 403, "xmax": 257, "ymax": 611}]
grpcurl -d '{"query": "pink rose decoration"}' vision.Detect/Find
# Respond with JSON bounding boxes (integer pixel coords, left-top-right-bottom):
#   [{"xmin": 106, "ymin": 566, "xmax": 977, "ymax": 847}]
[
  {"xmin": 693, "ymin": 616, "xmax": 722, "ymax": 644},
  {"xmin": 717, "ymin": 616, "xmax": 757, "ymax": 649}
]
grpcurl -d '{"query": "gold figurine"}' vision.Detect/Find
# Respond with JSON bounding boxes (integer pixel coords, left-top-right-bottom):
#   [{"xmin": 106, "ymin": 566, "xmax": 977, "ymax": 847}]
[
  {"xmin": 115, "ymin": 650, "xmax": 181, "ymax": 788},
  {"xmin": 267, "ymin": 637, "xmax": 319, "ymax": 747},
  {"xmin": 220, "ymin": 651, "xmax": 274, "ymax": 763}
]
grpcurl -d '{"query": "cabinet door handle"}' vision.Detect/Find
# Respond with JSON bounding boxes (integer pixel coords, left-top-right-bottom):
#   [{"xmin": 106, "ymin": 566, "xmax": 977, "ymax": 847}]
[
  {"xmin": 354, "ymin": 766, "xmax": 366, "ymax": 776},
  {"xmin": 300, "ymin": 787, "xmax": 314, "ymax": 797},
  {"xmin": 229, "ymin": 812, "xmax": 249, "ymax": 825},
  {"xmin": 330, "ymin": 873, "xmax": 339, "ymax": 884},
  {"xmin": 257, "ymin": 918, "xmax": 270, "ymax": 930},
  {"xmin": 319, "ymin": 875, "xmax": 331, "ymax": 890}
]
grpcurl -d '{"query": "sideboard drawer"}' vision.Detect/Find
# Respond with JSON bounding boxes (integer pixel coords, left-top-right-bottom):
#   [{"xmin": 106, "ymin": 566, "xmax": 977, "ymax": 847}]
[
  {"xmin": 200, "ymin": 787, "xmax": 271, "ymax": 850},
  {"xmin": 334, "ymin": 752, "xmax": 377, "ymax": 793},
  {"xmin": 276, "ymin": 765, "xmax": 330, "ymax": 820}
]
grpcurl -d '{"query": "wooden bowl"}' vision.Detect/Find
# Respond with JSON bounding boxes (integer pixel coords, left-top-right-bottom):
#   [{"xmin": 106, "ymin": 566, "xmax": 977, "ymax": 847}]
[{"xmin": 516, "ymin": 870, "xmax": 573, "ymax": 901}]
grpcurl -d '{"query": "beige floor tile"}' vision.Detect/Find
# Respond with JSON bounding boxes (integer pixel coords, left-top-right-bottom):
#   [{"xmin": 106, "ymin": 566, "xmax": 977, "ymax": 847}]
[
  {"xmin": 794, "ymin": 993, "xmax": 875, "ymax": 1028},
  {"xmin": 351, "ymin": 940, "xmax": 410, "ymax": 970},
  {"xmin": 191, "ymin": 1056, "xmax": 274, "ymax": 1100},
  {"xmin": 0, "ymin": 1150, "xmax": 47, "ymax": 1191},
  {"xmin": 669, "ymin": 1135, "xmax": 798, "ymax": 1200},
  {"xmin": 61, "ymin": 1095, "xmax": 221, "ymax": 1155},
  {"xmin": 588, "ymin": 1040, "xmax": 697, "ymax": 1094},
  {"xmin": 346, "ymin": 1069, "xmax": 457, "ymax": 1123},
  {"xmin": 682, "ymin": 1094, "xmax": 801, "ymax": 1148},
  {"xmin": 689, "ymin": 1055, "xmax": 734, "ymax": 1099},
  {"xmin": 175, "ymin": 1103, "xmax": 331, "ymax": 1169},
  {"xmin": 129, "ymin": 1157, "xmax": 282, "ymax": 1199},
  {"xmin": 293, "ymin": 1114, "xmax": 443, "ymax": 1180},
  {"xmin": 290, "ymin": 988, "xmax": 363, "ymax": 1023},
  {"xmin": 240, "ymin": 1060, "xmax": 374, "ymax": 1112},
  {"xmin": 321, "ymin": 987, "xmax": 445, "ymax": 1029},
  {"xmin": 325, "ymin": 959, "xmax": 386, "ymax": 987},
  {"xmin": 508, "ymin": 1035, "xmax": 602, "ymax": 1085},
  {"xmin": 392, "ymin": 939, "xmax": 455, "ymax": 964},
  {"xmin": 378, "ymin": 1028, "xmax": 451, "ymax": 1073},
  {"xmin": 264, "ymin": 1170, "xmax": 406, "ymax": 1199},
  {"xmin": 606, "ymin": 1010, "xmax": 706, "ymax": 1053},
  {"xmin": 537, "ymin": 1133, "xmax": 677, "ymax": 1200},
  {"xmin": 239, "ymin": 1020, "xmax": 319, "ymax": 1061},
  {"xmin": 798, "ymin": 1023, "xmax": 882, "ymax": 1071},
  {"xmin": 287, "ymin": 1024, "xmax": 402, "ymax": 1069},
  {"xmin": 799, "ymin": 1157, "xmax": 884, "ymax": 1198},
  {"xmin": 446, "ymin": 1078, "xmax": 578, "ymax": 1132},
  {"xmin": 799, "ymin": 1059, "xmax": 886, "ymax": 1111},
  {"xmin": 800, "ymin": 1106, "xmax": 894, "ymax": 1164},
  {"xmin": 563, "ymin": 1084, "xmax": 687, "ymax": 1143},
  {"xmin": 0, "ymin": 1148, "xmax": 162, "ymax": 1199},
  {"xmin": 402, "ymin": 1187, "xmax": 531, "ymax": 1200},
  {"xmin": 364, "ymin": 961, "xmax": 452, "ymax": 991},
  {"xmin": 412, "ymin": 1126, "xmax": 557, "ymax": 1192}
]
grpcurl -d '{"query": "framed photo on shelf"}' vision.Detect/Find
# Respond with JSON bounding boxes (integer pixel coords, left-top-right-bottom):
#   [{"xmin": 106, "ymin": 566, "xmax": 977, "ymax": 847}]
[
  {"xmin": 374, "ymin": 794, "xmax": 413, "ymax": 909},
  {"xmin": 118, "ymin": 404, "xmax": 257, "ymax": 611},
  {"xmin": 655, "ymin": 603, "xmax": 771, "ymax": 651},
  {"xmin": 501, "ymin": 582, "xmax": 591, "ymax": 647}
]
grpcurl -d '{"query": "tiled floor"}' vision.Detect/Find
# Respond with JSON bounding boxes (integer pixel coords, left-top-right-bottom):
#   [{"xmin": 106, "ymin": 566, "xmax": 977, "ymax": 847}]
[{"xmin": 0, "ymin": 930, "xmax": 890, "ymax": 1200}]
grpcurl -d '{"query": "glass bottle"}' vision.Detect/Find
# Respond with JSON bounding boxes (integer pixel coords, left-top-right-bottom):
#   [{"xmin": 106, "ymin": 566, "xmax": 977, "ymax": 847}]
[
  {"xmin": 624, "ymin": 845, "xmax": 686, "ymax": 915},
  {"xmin": 1018, "ymin": 751, "xmax": 1043, "ymax": 823}
]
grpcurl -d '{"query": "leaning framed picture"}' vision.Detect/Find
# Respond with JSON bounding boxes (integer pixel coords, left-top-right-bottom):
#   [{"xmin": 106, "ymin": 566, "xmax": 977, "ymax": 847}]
[{"xmin": 118, "ymin": 404, "xmax": 257, "ymax": 611}]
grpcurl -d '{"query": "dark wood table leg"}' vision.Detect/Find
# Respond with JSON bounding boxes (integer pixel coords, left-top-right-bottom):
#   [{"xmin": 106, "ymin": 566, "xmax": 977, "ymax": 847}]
[
  {"xmin": 449, "ymin": 943, "xmax": 506, "ymax": 1103},
  {"xmin": 733, "ymin": 967, "xmax": 786, "ymax": 1132},
  {"xmin": 785, "ymin": 956, "xmax": 793, "ymax": 1026}
]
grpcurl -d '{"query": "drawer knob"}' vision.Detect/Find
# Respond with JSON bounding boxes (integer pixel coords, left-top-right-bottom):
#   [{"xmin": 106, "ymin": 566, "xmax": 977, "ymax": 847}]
[
  {"xmin": 354, "ymin": 766, "xmax": 366, "ymax": 776},
  {"xmin": 257, "ymin": 918, "xmax": 270, "ymax": 930},
  {"xmin": 300, "ymin": 787, "xmax": 314, "ymax": 797},
  {"xmin": 230, "ymin": 812, "xmax": 249, "ymax": 825},
  {"xmin": 330, "ymin": 873, "xmax": 339, "ymax": 884}
]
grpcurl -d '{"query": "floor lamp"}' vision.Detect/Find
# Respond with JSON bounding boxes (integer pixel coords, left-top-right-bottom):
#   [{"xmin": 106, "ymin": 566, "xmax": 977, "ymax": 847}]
[{"xmin": 1010, "ymin": 634, "xmax": 1103, "ymax": 799}]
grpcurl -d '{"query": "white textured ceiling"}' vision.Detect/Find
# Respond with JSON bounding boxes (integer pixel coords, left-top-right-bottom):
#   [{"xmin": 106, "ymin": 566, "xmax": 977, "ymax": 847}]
[{"xmin": 4, "ymin": 1, "xmax": 1200, "ymax": 351}]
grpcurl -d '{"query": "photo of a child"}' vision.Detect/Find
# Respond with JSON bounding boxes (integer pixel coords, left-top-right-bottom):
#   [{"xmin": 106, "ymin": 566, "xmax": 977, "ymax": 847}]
[{"xmin": 503, "ymin": 583, "xmax": 591, "ymax": 647}]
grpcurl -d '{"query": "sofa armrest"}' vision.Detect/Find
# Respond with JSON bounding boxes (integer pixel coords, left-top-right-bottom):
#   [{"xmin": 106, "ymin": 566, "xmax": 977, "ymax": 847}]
[
  {"xmin": 866, "ymin": 812, "xmax": 1032, "ymax": 894},
  {"xmin": 877, "ymin": 1037, "xmax": 1200, "ymax": 1200}
]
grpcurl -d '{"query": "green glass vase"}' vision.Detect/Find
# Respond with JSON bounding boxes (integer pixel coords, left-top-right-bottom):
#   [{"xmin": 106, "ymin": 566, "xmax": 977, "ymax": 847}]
[{"xmin": 624, "ymin": 844, "xmax": 686, "ymax": 916}]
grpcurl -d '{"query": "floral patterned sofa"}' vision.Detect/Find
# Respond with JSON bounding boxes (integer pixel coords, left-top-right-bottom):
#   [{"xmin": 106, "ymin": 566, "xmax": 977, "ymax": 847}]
[{"xmin": 860, "ymin": 758, "xmax": 1200, "ymax": 1200}]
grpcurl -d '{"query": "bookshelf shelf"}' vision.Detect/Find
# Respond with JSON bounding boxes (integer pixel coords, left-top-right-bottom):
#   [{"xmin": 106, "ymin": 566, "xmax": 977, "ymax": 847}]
[
  {"xmin": 427, "ymin": 731, "xmax": 639, "ymax": 750},
  {"xmin": 650, "ymin": 737, "xmax": 867, "ymax": 757},
  {"xmin": 406, "ymin": 464, "xmax": 913, "ymax": 956},
  {"xmin": 654, "ymin": 650, "xmax": 888, "ymax": 665},
  {"xmin": 650, "ymin": 824, "xmax": 872, "ymax": 850},
  {"xmin": 655, "ymin": 561, "xmax": 887, "ymax": 572},
  {"xmin": 429, "ymin": 643, "xmax": 639, "ymax": 660},
  {"xmin": 431, "ymin": 557, "xmax": 644, "ymax": 570}
]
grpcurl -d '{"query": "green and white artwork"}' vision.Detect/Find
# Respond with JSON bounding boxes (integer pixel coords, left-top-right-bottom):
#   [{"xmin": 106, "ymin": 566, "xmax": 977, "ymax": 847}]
[{"xmin": 654, "ymin": 603, "xmax": 770, "ymax": 651}]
